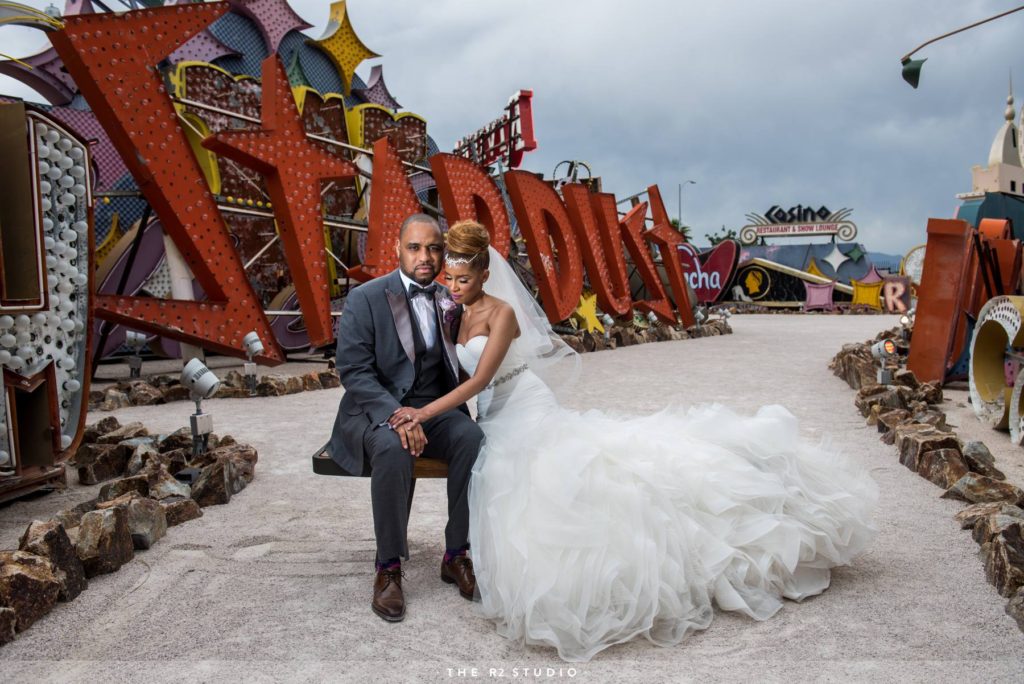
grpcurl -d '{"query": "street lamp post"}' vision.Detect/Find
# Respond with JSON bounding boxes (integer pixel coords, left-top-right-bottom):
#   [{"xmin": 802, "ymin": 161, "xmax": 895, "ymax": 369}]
[
  {"xmin": 901, "ymin": 4, "xmax": 1024, "ymax": 88},
  {"xmin": 679, "ymin": 180, "xmax": 696, "ymax": 225}
]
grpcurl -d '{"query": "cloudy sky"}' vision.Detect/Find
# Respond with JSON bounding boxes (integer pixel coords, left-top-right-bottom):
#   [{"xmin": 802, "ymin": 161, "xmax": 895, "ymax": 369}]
[{"xmin": 2, "ymin": 0, "xmax": 1022, "ymax": 256}]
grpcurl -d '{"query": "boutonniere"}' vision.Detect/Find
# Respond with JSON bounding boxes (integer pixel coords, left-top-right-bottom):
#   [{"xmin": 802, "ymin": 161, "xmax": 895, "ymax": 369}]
[{"xmin": 439, "ymin": 295, "xmax": 459, "ymax": 329}]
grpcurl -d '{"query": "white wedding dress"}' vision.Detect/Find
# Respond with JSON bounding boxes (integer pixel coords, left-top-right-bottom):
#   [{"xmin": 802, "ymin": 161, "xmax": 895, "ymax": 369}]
[{"xmin": 459, "ymin": 335, "xmax": 877, "ymax": 662}]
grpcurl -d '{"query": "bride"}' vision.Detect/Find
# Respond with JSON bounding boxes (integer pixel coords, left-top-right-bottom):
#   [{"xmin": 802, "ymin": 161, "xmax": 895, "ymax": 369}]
[{"xmin": 387, "ymin": 220, "xmax": 877, "ymax": 662}]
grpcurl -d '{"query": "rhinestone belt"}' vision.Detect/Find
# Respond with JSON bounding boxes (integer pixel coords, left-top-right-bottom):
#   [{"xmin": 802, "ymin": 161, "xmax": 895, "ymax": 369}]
[{"xmin": 484, "ymin": 363, "xmax": 529, "ymax": 390}]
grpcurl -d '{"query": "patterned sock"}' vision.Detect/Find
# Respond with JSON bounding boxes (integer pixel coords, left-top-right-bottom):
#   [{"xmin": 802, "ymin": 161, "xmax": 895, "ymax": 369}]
[
  {"xmin": 443, "ymin": 545, "xmax": 469, "ymax": 564},
  {"xmin": 375, "ymin": 557, "xmax": 400, "ymax": 573}
]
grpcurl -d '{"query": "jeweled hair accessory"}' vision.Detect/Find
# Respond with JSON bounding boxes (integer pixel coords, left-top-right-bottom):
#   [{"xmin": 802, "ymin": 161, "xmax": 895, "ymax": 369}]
[{"xmin": 445, "ymin": 253, "xmax": 480, "ymax": 266}]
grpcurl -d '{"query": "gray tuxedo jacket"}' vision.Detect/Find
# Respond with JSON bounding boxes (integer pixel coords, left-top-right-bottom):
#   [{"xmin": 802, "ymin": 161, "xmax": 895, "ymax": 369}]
[{"xmin": 324, "ymin": 269, "xmax": 464, "ymax": 475}]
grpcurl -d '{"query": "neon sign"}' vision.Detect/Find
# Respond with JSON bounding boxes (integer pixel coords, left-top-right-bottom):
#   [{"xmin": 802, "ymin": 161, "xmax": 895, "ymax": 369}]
[{"xmin": 453, "ymin": 90, "xmax": 536, "ymax": 168}]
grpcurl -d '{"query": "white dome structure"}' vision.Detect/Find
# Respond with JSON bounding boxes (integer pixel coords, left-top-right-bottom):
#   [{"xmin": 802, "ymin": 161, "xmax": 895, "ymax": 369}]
[{"xmin": 964, "ymin": 83, "xmax": 1024, "ymax": 198}]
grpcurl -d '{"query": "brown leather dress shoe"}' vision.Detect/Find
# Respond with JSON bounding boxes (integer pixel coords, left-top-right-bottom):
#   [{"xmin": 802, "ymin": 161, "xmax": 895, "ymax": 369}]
[
  {"xmin": 372, "ymin": 567, "xmax": 406, "ymax": 622},
  {"xmin": 440, "ymin": 555, "xmax": 476, "ymax": 600}
]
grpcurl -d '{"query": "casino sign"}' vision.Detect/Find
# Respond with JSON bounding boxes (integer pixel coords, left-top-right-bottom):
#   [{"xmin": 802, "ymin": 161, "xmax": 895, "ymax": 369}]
[{"xmin": 739, "ymin": 205, "xmax": 857, "ymax": 245}]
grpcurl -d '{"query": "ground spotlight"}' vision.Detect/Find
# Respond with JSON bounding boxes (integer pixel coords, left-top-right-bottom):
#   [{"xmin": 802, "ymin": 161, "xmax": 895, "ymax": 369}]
[
  {"xmin": 646, "ymin": 311, "xmax": 658, "ymax": 326},
  {"xmin": 871, "ymin": 338, "xmax": 899, "ymax": 384},
  {"xmin": 181, "ymin": 358, "xmax": 220, "ymax": 456},
  {"xmin": 124, "ymin": 330, "xmax": 148, "ymax": 378},
  {"xmin": 600, "ymin": 313, "xmax": 614, "ymax": 340},
  {"xmin": 242, "ymin": 331, "xmax": 264, "ymax": 394}
]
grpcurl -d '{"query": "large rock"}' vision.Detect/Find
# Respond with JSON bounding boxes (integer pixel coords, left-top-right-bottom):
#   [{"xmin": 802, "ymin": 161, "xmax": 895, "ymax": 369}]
[
  {"xmin": 221, "ymin": 370, "xmax": 246, "ymax": 389},
  {"xmin": 284, "ymin": 376, "xmax": 303, "ymax": 394},
  {"xmin": 255, "ymin": 376, "xmax": 286, "ymax": 397},
  {"xmin": 82, "ymin": 416, "xmax": 121, "ymax": 444},
  {"xmin": 76, "ymin": 444, "xmax": 131, "ymax": 485},
  {"xmin": 18, "ymin": 520, "xmax": 87, "ymax": 601},
  {"xmin": 318, "ymin": 371, "xmax": 340, "ymax": 389},
  {"xmin": 917, "ymin": 449, "xmax": 969, "ymax": 489},
  {"xmin": 53, "ymin": 498, "xmax": 97, "ymax": 530},
  {"xmin": 562, "ymin": 335, "xmax": 584, "ymax": 354},
  {"xmin": 191, "ymin": 456, "xmax": 244, "ymax": 507},
  {"xmin": 955, "ymin": 502, "xmax": 1024, "ymax": 530},
  {"xmin": 962, "ymin": 441, "xmax": 1006, "ymax": 481},
  {"xmin": 981, "ymin": 523, "xmax": 1024, "ymax": 597},
  {"xmin": 161, "ymin": 384, "xmax": 192, "ymax": 403},
  {"xmin": 160, "ymin": 496, "xmax": 203, "ymax": 526},
  {"xmin": 0, "ymin": 607, "xmax": 14, "ymax": 645},
  {"xmin": 97, "ymin": 421, "xmax": 149, "ymax": 445},
  {"xmin": 943, "ymin": 474, "xmax": 1024, "ymax": 505},
  {"xmin": 301, "ymin": 372, "xmax": 323, "ymax": 391},
  {"xmin": 862, "ymin": 386, "xmax": 914, "ymax": 416},
  {"xmin": 147, "ymin": 464, "xmax": 192, "ymax": 500},
  {"xmin": 973, "ymin": 511, "xmax": 1024, "ymax": 545},
  {"xmin": 127, "ymin": 381, "xmax": 164, "ymax": 406},
  {"xmin": 893, "ymin": 368, "xmax": 919, "ymax": 389},
  {"xmin": 98, "ymin": 474, "xmax": 151, "ymax": 502},
  {"xmin": 99, "ymin": 388, "xmax": 131, "ymax": 411},
  {"xmin": 198, "ymin": 443, "xmax": 258, "ymax": 484},
  {"xmin": 75, "ymin": 508, "xmax": 134, "ymax": 577},
  {"xmin": 1008, "ymin": 588, "xmax": 1024, "ymax": 632},
  {"xmin": 0, "ymin": 551, "xmax": 60, "ymax": 632},
  {"xmin": 121, "ymin": 496, "xmax": 166, "ymax": 550},
  {"xmin": 894, "ymin": 426, "xmax": 960, "ymax": 471},
  {"xmin": 829, "ymin": 344, "xmax": 878, "ymax": 390},
  {"xmin": 158, "ymin": 427, "xmax": 194, "ymax": 453},
  {"xmin": 125, "ymin": 442, "xmax": 161, "ymax": 476},
  {"xmin": 876, "ymin": 409, "xmax": 912, "ymax": 435},
  {"xmin": 911, "ymin": 409, "xmax": 950, "ymax": 432},
  {"xmin": 915, "ymin": 381, "xmax": 943, "ymax": 405}
]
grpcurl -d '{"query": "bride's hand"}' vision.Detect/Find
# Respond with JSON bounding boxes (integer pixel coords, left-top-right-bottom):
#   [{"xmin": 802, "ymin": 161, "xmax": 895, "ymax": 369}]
[{"xmin": 389, "ymin": 407, "xmax": 427, "ymax": 429}]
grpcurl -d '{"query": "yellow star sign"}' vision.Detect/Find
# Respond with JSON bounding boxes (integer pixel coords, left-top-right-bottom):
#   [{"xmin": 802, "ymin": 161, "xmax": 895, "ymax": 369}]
[
  {"xmin": 308, "ymin": 1, "xmax": 380, "ymax": 95},
  {"xmin": 572, "ymin": 291, "xmax": 605, "ymax": 334}
]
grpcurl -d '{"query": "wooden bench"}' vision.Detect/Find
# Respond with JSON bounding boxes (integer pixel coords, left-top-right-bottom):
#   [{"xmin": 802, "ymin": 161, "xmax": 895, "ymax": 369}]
[{"xmin": 311, "ymin": 447, "xmax": 449, "ymax": 507}]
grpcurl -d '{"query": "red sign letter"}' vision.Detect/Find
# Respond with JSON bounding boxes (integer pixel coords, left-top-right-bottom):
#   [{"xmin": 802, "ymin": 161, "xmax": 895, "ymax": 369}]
[
  {"xmin": 430, "ymin": 153, "xmax": 511, "ymax": 257},
  {"xmin": 504, "ymin": 170, "xmax": 583, "ymax": 323}
]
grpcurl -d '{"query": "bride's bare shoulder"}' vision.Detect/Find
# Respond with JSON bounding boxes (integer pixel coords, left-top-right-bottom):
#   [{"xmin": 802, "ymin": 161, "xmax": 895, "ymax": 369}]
[{"xmin": 486, "ymin": 296, "xmax": 520, "ymax": 337}]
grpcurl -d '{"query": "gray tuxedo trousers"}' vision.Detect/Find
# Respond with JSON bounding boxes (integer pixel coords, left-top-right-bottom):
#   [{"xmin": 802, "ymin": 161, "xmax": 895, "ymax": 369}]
[{"xmin": 325, "ymin": 270, "xmax": 483, "ymax": 561}]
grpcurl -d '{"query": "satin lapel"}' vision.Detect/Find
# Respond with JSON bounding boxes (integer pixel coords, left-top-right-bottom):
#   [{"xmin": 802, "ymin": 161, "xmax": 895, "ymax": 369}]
[
  {"xmin": 385, "ymin": 286, "xmax": 416, "ymax": 365},
  {"xmin": 434, "ymin": 289, "xmax": 459, "ymax": 380}
]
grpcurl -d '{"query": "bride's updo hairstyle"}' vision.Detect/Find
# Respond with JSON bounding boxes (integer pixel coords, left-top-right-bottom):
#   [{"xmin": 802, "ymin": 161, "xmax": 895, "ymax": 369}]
[{"xmin": 445, "ymin": 220, "xmax": 490, "ymax": 271}]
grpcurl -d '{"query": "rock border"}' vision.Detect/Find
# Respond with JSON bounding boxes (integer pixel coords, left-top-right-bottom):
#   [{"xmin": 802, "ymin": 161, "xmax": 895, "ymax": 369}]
[
  {"xmin": 831, "ymin": 330, "xmax": 1024, "ymax": 632},
  {"xmin": 0, "ymin": 416, "xmax": 259, "ymax": 646},
  {"xmin": 88, "ymin": 368, "xmax": 341, "ymax": 411},
  {"xmin": 559, "ymin": 319, "xmax": 732, "ymax": 354},
  {"xmin": 90, "ymin": 321, "xmax": 733, "ymax": 411}
]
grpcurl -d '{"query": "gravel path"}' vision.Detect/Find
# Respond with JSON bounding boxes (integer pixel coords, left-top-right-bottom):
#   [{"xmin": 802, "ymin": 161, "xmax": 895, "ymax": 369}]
[{"xmin": 1, "ymin": 313, "xmax": 1021, "ymax": 682}]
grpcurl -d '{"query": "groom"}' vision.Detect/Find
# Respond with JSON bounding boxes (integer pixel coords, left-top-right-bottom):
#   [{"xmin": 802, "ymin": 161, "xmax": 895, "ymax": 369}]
[{"xmin": 325, "ymin": 213, "xmax": 483, "ymax": 622}]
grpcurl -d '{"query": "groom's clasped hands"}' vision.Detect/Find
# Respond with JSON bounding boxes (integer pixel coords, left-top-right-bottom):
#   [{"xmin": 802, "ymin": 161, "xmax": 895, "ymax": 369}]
[{"xmin": 389, "ymin": 406, "xmax": 430, "ymax": 455}]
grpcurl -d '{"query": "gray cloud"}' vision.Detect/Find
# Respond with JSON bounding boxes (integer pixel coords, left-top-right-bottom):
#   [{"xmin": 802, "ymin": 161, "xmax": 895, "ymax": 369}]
[{"xmin": 2, "ymin": 0, "xmax": 1022, "ymax": 256}]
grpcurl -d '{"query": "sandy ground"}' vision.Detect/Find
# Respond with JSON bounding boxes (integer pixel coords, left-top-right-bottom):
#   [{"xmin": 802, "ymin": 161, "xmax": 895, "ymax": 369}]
[{"xmin": 1, "ymin": 314, "xmax": 1023, "ymax": 683}]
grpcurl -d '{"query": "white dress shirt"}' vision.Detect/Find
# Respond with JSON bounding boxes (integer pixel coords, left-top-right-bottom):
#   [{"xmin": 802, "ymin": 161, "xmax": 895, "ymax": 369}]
[{"xmin": 398, "ymin": 270, "xmax": 438, "ymax": 349}]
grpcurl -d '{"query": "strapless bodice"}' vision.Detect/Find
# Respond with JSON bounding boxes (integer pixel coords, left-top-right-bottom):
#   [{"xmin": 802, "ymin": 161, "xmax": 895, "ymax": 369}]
[
  {"xmin": 456, "ymin": 335, "xmax": 528, "ymax": 378},
  {"xmin": 455, "ymin": 335, "xmax": 547, "ymax": 421}
]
